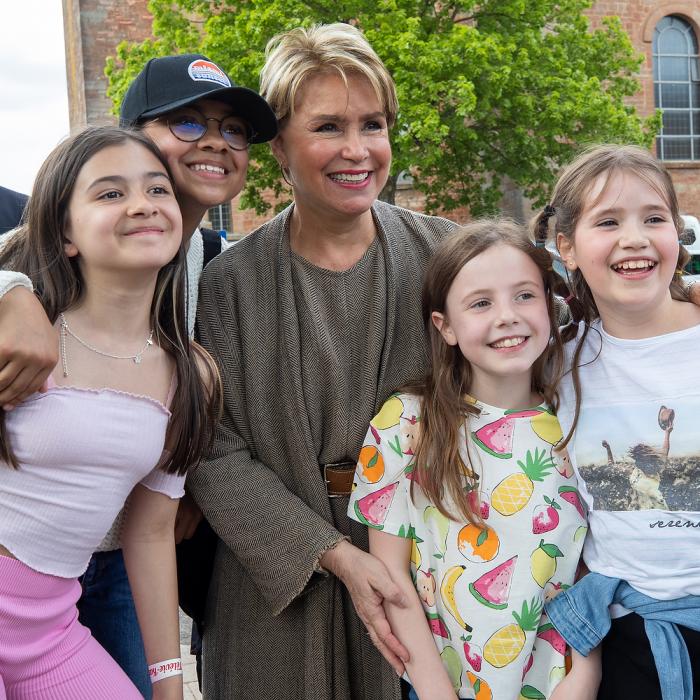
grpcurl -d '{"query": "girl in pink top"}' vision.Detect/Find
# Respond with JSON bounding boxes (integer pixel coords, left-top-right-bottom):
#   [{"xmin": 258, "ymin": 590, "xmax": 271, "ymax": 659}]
[{"xmin": 0, "ymin": 126, "xmax": 220, "ymax": 700}]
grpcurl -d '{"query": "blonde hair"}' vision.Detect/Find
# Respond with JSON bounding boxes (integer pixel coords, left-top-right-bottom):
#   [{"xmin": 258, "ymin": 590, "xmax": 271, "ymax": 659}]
[{"xmin": 260, "ymin": 23, "xmax": 398, "ymax": 127}]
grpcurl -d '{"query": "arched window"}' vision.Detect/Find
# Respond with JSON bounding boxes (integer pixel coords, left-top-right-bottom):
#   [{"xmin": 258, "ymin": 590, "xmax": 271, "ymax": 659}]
[{"xmin": 654, "ymin": 15, "xmax": 700, "ymax": 160}]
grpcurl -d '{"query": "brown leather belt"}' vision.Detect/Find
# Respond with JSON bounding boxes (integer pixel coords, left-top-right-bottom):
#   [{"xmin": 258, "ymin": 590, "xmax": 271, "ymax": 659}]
[{"xmin": 323, "ymin": 460, "xmax": 356, "ymax": 497}]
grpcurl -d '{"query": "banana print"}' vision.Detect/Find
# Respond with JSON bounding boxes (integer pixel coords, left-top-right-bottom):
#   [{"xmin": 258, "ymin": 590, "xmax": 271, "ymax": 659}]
[
  {"xmin": 349, "ymin": 394, "xmax": 585, "ymax": 699},
  {"xmin": 440, "ymin": 565, "xmax": 472, "ymax": 632}
]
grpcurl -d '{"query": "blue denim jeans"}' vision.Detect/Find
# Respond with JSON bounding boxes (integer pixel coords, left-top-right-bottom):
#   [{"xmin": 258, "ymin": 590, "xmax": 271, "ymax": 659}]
[
  {"xmin": 545, "ymin": 572, "xmax": 700, "ymax": 700},
  {"xmin": 78, "ymin": 549, "xmax": 151, "ymax": 699}
]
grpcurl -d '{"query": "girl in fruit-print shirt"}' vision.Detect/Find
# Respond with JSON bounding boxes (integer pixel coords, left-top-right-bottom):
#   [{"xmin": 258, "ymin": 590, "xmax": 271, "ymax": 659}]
[{"xmin": 349, "ymin": 220, "xmax": 599, "ymax": 700}]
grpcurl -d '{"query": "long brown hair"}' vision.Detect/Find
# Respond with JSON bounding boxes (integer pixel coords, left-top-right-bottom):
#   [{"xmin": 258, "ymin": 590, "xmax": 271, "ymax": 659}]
[
  {"xmin": 412, "ymin": 219, "xmax": 565, "ymax": 524},
  {"xmin": 531, "ymin": 144, "xmax": 690, "ymax": 448},
  {"xmin": 0, "ymin": 126, "xmax": 221, "ymax": 472}
]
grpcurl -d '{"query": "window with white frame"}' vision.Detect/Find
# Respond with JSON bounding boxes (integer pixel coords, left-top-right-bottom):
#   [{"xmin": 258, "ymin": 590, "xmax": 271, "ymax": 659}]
[
  {"xmin": 654, "ymin": 15, "xmax": 700, "ymax": 160},
  {"xmin": 208, "ymin": 202, "xmax": 232, "ymax": 234}
]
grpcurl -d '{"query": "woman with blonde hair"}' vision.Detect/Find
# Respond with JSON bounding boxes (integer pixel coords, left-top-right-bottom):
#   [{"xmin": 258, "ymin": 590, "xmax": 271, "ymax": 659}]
[{"xmin": 189, "ymin": 22, "xmax": 456, "ymax": 700}]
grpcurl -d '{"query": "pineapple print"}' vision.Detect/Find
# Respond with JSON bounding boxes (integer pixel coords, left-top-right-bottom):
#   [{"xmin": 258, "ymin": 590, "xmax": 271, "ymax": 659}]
[
  {"xmin": 491, "ymin": 448, "xmax": 554, "ymax": 515},
  {"xmin": 483, "ymin": 597, "xmax": 542, "ymax": 668}
]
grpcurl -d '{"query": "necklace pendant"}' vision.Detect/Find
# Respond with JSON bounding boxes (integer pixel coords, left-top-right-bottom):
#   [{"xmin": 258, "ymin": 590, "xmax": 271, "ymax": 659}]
[{"xmin": 134, "ymin": 355, "xmax": 142, "ymax": 364}]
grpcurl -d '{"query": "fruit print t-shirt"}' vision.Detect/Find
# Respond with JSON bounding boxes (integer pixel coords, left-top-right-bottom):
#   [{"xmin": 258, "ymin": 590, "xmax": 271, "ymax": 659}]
[
  {"xmin": 348, "ymin": 393, "xmax": 586, "ymax": 700},
  {"xmin": 557, "ymin": 320, "xmax": 700, "ymax": 606}
]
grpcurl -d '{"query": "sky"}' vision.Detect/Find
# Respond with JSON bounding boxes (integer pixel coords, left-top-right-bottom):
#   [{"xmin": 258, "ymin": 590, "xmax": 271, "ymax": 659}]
[{"xmin": 0, "ymin": 1, "xmax": 70, "ymax": 195}]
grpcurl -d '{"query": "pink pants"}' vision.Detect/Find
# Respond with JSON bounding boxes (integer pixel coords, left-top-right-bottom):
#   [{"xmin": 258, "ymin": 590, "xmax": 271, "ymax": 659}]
[{"xmin": 0, "ymin": 555, "xmax": 142, "ymax": 700}]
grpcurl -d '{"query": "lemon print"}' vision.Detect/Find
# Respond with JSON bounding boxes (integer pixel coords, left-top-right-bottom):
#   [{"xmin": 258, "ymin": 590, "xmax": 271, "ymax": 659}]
[
  {"xmin": 530, "ymin": 539, "xmax": 563, "ymax": 588},
  {"xmin": 530, "ymin": 410, "xmax": 563, "ymax": 445},
  {"xmin": 410, "ymin": 539, "xmax": 422, "ymax": 569},
  {"xmin": 370, "ymin": 395, "xmax": 404, "ymax": 430}
]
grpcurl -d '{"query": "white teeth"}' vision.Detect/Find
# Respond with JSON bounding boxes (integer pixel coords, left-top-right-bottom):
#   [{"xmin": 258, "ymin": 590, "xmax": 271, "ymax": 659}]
[
  {"xmin": 329, "ymin": 172, "xmax": 369, "ymax": 182},
  {"xmin": 191, "ymin": 164, "xmax": 225, "ymax": 174},
  {"xmin": 613, "ymin": 259, "xmax": 655, "ymax": 271},
  {"xmin": 491, "ymin": 336, "xmax": 526, "ymax": 348}
]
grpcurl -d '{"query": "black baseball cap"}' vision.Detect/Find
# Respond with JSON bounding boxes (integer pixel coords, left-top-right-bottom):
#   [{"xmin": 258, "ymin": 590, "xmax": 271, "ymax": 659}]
[{"xmin": 119, "ymin": 54, "xmax": 278, "ymax": 143}]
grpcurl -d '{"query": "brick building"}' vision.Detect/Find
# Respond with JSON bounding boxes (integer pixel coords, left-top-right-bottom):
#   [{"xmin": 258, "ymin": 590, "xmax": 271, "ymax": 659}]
[
  {"xmin": 586, "ymin": 1, "xmax": 700, "ymax": 216},
  {"xmin": 62, "ymin": 0, "xmax": 700, "ymax": 232}
]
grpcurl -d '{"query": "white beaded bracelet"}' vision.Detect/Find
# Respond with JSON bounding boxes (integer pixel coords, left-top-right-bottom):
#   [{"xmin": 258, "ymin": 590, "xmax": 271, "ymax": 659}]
[{"xmin": 148, "ymin": 658, "xmax": 183, "ymax": 684}]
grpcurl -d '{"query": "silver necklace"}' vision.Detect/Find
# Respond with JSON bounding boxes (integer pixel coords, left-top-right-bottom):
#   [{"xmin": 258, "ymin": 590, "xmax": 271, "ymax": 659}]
[{"xmin": 59, "ymin": 312, "xmax": 154, "ymax": 377}]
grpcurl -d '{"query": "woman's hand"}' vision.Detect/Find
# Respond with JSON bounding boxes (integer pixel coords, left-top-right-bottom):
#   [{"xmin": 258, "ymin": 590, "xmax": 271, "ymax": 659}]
[
  {"xmin": 320, "ymin": 540, "xmax": 409, "ymax": 675},
  {"xmin": 0, "ymin": 287, "xmax": 57, "ymax": 408}
]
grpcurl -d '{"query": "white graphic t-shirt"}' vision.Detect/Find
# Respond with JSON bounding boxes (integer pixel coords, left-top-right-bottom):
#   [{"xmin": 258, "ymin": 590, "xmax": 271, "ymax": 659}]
[
  {"xmin": 558, "ymin": 320, "xmax": 700, "ymax": 605},
  {"xmin": 348, "ymin": 393, "xmax": 586, "ymax": 700}
]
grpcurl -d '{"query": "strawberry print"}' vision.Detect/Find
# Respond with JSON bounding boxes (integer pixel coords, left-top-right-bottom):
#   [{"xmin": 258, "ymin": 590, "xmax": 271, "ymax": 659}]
[
  {"xmin": 532, "ymin": 496, "xmax": 561, "ymax": 534},
  {"xmin": 462, "ymin": 634, "xmax": 483, "ymax": 672},
  {"xmin": 349, "ymin": 394, "xmax": 586, "ymax": 699}
]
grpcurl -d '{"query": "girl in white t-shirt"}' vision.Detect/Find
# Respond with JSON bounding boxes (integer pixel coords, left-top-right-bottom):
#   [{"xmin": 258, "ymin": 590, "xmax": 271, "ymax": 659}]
[
  {"xmin": 348, "ymin": 220, "xmax": 597, "ymax": 700},
  {"xmin": 0, "ymin": 126, "xmax": 220, "ymax": 700},
  {"xmin": 534, "ymin": 144, "xmax": 700, "ymax": 699}
]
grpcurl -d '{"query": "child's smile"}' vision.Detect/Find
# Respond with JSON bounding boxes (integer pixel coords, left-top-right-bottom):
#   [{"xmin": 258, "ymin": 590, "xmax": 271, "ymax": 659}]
[
  {"xmin": 610, "ymin": 258, "xmax": 657, "ymax": 276},
  {"xmin": 558, "ymin": 170, "xmax": 681, "ymax": 336},
  {"xmin": 431, "ymin": 243, "xmax": 551, "ymax": 408},
  {"xmin": 489, "ymin": 335, "xmax": 529, "ymax": 350}
]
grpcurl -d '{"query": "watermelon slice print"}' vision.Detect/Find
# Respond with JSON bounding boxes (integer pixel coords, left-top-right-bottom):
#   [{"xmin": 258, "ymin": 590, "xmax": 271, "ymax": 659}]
[
  {"xmin": 353, "ymin": 482, "xmax": 399, "ymax": 529},
  {"xmin": 426, "ymin": 611, "xmax": 451, "ymax": 639},
  {"xmin": 536, "ymin": 622, "xmax": 566, "ymax": 655},
  {"xmin": 468, "ymin": 556, "xmax": 517, "ymax": 610},
  {"xmin": 558, "ymin": 485, "xmax": 586, "ymax": 519},
  {"xmin": 472, "ymin": 410, "xmax": 541, "ymax": 459}
]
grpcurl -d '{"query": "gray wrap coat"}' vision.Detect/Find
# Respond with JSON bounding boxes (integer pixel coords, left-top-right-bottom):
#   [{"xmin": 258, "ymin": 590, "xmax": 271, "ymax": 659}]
[{"xmin": 190, "ymin": 201, "xmax": 455, "ymax": 700}]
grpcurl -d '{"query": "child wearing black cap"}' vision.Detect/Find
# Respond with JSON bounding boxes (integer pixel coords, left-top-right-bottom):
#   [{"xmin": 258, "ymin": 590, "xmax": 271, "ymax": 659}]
[{"xmin": 120, "ymin": 53, "xmax": 277, "ymax": 251}]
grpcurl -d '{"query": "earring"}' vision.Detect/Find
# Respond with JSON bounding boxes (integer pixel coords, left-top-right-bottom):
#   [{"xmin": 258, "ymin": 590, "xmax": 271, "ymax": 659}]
[{"xmin": 279, "ymin": 164, "xmax": 292, "ymax": 188}]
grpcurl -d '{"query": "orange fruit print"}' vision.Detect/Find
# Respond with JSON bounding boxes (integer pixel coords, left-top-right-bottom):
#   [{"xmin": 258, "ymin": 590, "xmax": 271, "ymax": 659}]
[
  {"xmin": 457, "ymin": 523, "xmax": 500, "ymax": 563},
  {"xmin": 357, "ymin": 445, "xmax": 385, "ymax": 484},
  {"xmin": 467, "ymin": 671, "xmax": 493, "ymax": 700}
]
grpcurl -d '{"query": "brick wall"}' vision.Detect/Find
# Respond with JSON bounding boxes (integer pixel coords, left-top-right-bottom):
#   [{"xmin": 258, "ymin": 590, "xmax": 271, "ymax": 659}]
[
  {"xmin": 63, "ymin": 0, "xmax": 700, "ymax": 228},
  {"xmin": 586, "ymin": 1, "xmax": 653, "ymax": 115},
  {"xmin": 62, "ymin": 0, "xmax": 153, "ymax": 128},
  {"xmin": 586, "ymin": 1, "xmax": 700, "ymax": 216}
]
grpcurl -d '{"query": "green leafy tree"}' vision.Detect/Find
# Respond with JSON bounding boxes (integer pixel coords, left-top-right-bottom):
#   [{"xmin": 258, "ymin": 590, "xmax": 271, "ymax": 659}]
[{"xmin": 106, "ymin": 0, "xmax": 658, "ymax": 216}]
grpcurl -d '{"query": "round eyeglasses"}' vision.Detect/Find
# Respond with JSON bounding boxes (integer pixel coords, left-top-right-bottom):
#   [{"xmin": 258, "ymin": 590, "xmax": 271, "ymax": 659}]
[{"xmin": 166, "ymin": 111, "xmax": 255, "ymax": 151}]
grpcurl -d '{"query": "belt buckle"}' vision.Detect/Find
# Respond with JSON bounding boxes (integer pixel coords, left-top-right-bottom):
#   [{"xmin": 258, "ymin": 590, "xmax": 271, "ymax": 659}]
[{"xmin": 323, "ymin": 460, "xmax": 356, "ymax": 498}]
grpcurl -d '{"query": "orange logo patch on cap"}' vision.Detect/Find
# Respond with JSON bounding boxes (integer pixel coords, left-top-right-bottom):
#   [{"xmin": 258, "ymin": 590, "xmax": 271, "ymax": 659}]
[{"xmin": 187, "ymin": 59, "xmax": 231, "ymax": 88}]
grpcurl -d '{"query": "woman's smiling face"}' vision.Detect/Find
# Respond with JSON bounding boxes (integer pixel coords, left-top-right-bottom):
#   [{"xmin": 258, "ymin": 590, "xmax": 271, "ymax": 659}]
[{"xmin": 270, "ymin": 72, "xmax": 391, "ymax": 224}]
